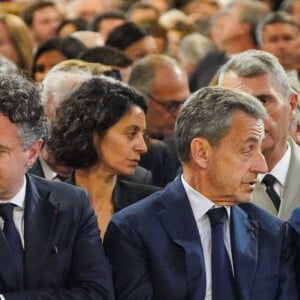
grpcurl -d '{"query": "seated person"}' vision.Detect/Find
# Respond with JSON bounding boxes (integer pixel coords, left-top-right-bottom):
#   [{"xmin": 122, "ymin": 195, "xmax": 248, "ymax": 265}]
[
  {"xmin": 47, "ymin": 76, "xmax": 160, "ymax": 237},
  {"xmin": 0, "ymin": 72, "xmax": 113, "ymax": 298},
  {"xmin": 104, "ymin": 86, "xmax": 297, "ymax": 299}
]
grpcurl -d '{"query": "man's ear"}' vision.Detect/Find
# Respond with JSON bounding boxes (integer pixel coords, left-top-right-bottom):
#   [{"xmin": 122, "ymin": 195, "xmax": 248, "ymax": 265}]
[
  {"xmin": 26, "ymin": 139, "xmax": 43, "ymax": 169},
  {"xmin": 295, "ymin": 120, "xmax": 300, "ymax": 146},
  {"xmin": 289, "ymin": 92, "xmax": 298, "ymax": 121},
  {"xmin": 190, "ymin": 137, "xmax": 211, "ymax": 168}
]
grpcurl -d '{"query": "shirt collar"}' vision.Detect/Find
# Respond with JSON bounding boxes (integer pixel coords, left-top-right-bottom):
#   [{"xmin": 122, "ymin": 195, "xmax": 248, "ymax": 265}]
[
  {"xmin": 39, "ymin": 155, "xmax": 57, "ymax": 180},
  {"xmin": 258, "ymin": 142, "xmax": 291, "ymax": 186},
  {"xmin": 0, "ymin": 176, "xmax": 26, "ymax": 209},
  {"xmin": 181, "ymin": 175, "xmax": 231, "ymax": 221}
]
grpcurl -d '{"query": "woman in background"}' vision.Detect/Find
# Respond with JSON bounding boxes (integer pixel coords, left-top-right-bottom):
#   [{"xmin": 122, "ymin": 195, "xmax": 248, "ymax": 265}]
[
  {"xmin": 0, "ymin": 13, "xmax": 33, "ymax": 72},
  {"xmin": 32, "ymin": 36, "xmax": 86, "ymax": 82}
]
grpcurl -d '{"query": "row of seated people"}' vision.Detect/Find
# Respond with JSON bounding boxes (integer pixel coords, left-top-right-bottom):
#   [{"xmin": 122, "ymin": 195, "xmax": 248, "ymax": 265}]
[{"xmin": 1, "ymin": 50, "xmax": 300, "ymax": 297}]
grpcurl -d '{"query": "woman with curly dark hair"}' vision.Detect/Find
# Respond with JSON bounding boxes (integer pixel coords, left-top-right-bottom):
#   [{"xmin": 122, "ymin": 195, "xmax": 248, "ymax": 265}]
[{"xmin": 48, "ymin": 76, "xmax": 160, "ymax": 237}]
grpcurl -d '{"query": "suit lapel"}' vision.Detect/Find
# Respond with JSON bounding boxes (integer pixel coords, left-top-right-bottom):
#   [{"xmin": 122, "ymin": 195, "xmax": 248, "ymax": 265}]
[
  {"xmin": 156, "ymin": 177, "xmax": 206, "ymax": 300},
  {"xmin": 230, "ymin": 206, "xmax": 259, "ymax": 299},
  {"xmin": 23, "ymin": 174, "xmax": 58, "ymax": 289},
  {"xmin": 0, "ymin": 230, "xmax": 18, "ymax": 291},
  {"xmin": 251, "ymin": 183, "xmax": 278, "ymax": 215},
  {"xmin": 253, "ymin": 138, "xmax": 300, "ymax": 221},
  {"xmin": 280, "ymin": 138, "xmax": 300, "ymax": 220}
]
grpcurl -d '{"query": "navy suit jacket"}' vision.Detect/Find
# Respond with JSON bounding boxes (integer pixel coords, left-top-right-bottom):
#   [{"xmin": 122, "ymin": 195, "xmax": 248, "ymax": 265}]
[
  {"xmin": 104, "ymin": 176, "xmax": 297, "ymax": 300},
  {"xmin": 289, "ymin": 207, "xmax": 300, "ymax": 299},
  {"xmin": 0, "ymin": 174, "xmax": 114, "ymax": 299}
]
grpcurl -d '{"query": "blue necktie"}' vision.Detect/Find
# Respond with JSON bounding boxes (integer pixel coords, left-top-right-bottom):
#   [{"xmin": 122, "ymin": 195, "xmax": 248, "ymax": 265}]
[
  {"xmin": 207, "ymin": 207, "xmax": 236, "ymax": 300},
  {"xmin": 0, "ymin": 204, "xmax": 24, "ymax": 287}
]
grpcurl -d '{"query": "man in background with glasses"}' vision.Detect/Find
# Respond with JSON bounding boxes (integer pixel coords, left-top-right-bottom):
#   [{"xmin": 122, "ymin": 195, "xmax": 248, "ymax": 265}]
[
  {"xmin": 128, "ymin": 54, "xmax": 190, "ymax": 140},
  {"xmin": 128, "ymin": 54, "xmax": 190, "ymax": 175}
]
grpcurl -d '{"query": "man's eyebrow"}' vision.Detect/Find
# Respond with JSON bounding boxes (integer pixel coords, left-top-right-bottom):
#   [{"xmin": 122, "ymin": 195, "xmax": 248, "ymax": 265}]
[{"xmin": 245, "ymin": 135, "xmax": 264, "ymax": 144}]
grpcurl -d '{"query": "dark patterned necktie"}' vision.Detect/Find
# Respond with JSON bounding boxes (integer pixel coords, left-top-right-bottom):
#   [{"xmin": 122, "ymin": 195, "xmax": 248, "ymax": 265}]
[
  {"xmin": 0, "ymin": 203, "xmax": 24, "ymax": 287},
  {"xmin": 262, "ymin": 174, "xmax": 281, "ymax": 211},
  {"xmin": 207, "ymin": 207, "xmax": 236, "ymax": 300}
]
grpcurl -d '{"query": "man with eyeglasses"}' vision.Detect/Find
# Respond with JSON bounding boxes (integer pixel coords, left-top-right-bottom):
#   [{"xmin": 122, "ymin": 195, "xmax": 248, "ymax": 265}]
[
  {"xmin": 129, "ymin": 54, "xmax": 190, "ymax": 139},
  {"xmin": 128, "ymin": 54, "xmax": 190, "ymax": 177}
]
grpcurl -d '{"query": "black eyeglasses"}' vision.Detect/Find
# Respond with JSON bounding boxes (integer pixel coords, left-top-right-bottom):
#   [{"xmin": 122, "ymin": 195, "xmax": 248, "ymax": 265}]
[{"xmin": 147, "ymin": 93, "xmax": 185, "ymax": 114}]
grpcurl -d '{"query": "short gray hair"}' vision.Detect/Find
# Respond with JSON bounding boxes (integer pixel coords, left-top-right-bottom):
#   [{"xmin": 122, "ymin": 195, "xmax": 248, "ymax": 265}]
[
  {"xmin": 41, "ymin": 60, "xmax": 112, "ymax": 119},
  {"xmin": 176, "ymin": 86, "xmax": 267, "ymax": 162},
  {"xmin": 218, "ymin": 49, "xmax": 293, "ymax": 100},
  {"xmin": 178, "ymin": 33, "xmax": 215, "ymax": 68}
]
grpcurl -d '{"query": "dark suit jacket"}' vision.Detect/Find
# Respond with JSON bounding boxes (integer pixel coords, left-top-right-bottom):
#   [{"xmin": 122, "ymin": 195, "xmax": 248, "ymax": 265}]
[
  {"xmin": 28, "ymin": 157, "xmax": 44, "ymax": 178},
  {"xmin": 139, "ymin": 139, "xmax": 176, "ymax": 187},
  {"xmin": 289, "ymin": 207, "xmax": 300, "ymax": 298},
  {"xmin": 189, "ymin": 50, "xmax": 229, "ymax": 92},
  {"xmin": 112, "ymin": 180, "xmax": 161, "ymax": 212},
  {"xmin": 0, "ymin": 174, "xmax": 114, "ymax": 299},
  {"xmin": 117, "ymin": 166, "xmax": 152, "ymax": 185},
  {"xmin": 66, "ymin": 175, "xmax": 161, "ymax": 213},
  {"xmin": 104, "ymin": 176, "xmax": 297, "ymax": 300}
]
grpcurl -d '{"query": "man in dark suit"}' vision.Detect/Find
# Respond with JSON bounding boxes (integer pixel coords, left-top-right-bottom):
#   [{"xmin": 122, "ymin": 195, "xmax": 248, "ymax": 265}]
[
  {"xmin": 0, "ymin": 72, "xmax": 113, "ymax": 299},
  {"xmin": 104, "ymin": 87, "xmax": 297, "ymax": 299}
]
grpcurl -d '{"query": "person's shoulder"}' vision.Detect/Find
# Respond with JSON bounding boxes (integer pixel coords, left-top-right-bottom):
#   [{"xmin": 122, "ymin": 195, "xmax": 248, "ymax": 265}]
[
  {"xmin": 29, "ymin": 173, "xmax": 84, "ymax": 192},
  {"xmin": 27, "ymin": 173, "xmax": 89, "ymax": 207},
  {"xmin": 113, "ymin": 181, "xmax": 164, "ymax": 217},
  {"xmin": 288, "ymin": 136, "xmax": 300, "ymax": 158},
  {"xmin": 119, "ymin": 165, "xmax": 152, "ymax": 185},
  {"xmin": 112, "ymin": 178, "xmax": 181, "ymax": 223},
  {"xmin": 289, "ymin": 206, "xmax": 300, "ymax": 233},
  {"xmin": 118, "ymin": 179, "xmax": 161, "ymax": 194},
  {"xmin": 113, "ymin": 179, "xmax": 161, "ymax": 211},
  {"xmin": 238, "ymin": 202, "xmax": 284, "ymax": 230}
]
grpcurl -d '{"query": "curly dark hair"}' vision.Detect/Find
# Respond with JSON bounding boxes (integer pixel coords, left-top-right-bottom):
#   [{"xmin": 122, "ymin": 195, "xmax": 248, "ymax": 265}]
[
  {"xmin": 48, "ymin": 76, "xmax": 147, "ymax": 169},
  {"xmin": 0, "ymin": 71, "xmax": 48, "ymax": 149}
]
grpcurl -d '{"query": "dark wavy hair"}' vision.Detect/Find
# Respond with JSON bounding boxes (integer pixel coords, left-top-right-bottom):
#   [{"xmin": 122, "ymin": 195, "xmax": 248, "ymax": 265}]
[{"xmin": 48, "ymin": 76, "xmax": 147, "ymax": 169}]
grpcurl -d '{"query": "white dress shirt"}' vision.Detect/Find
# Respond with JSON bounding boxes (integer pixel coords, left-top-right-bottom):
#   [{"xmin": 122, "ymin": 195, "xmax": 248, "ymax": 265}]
[
  {"xmin": 39, "ymin": 155, "xmax": 63, "ymax": 182},
  {"xmin": 258, "ymin": 143, "xmax": 291, "ymax": 198},
  {"xmin": 181, "ymin": 175, "xmax": 232, "ymax": 300}
]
